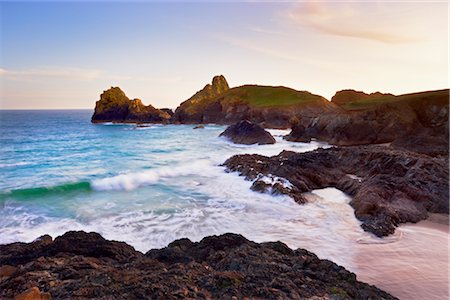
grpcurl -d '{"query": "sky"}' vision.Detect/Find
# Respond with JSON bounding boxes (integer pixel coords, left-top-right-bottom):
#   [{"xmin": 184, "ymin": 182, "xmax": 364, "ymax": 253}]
[{"xmin": 0, "ymin": 0, "xmax": 448, "ymax": 109}]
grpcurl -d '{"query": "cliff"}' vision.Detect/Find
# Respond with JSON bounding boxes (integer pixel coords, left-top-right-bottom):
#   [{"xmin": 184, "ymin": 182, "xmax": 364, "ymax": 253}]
[
  {"xmin": 173, "ymin": 76, "xmax": 340, "ymax": 128},
  {"xmin": 91, "ymin": 87, "xmax": 171, "ymax": 123},
  {"xmin": 287, "ymin": 89, "xmax": 449, "ymax": 155}
]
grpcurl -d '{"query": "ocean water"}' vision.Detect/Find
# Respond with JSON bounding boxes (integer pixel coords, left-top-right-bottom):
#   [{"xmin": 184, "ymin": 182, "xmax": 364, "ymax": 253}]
[{"xmin": 0, "ymin": 110, "xmax": 448, "ymax": 299}]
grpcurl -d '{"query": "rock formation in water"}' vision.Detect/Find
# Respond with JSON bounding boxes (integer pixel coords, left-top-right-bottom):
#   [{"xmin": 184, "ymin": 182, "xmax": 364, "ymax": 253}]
[
  {"xmin": 91, "ymin": 87, "xmax": 171, "ymax": 123},
  {"xmin": 286, "ymin": 89, "xmax": 449, "ymax": 156},
  {"xmin": 173, "ymin": 75, "xmax": 339, "ymax": 128},
  {"xmin": 284, "ymin": 122, "xmax": 312, "ymax": 143},
  {"xmin": 0, "ymin": 231, "xmax": 396, "ymax": 300},
  {"xmin": 223, "ymin": 146, "xmax": 449, "ymax": 237},
  {"xmin": 219, "ymin": 120, "xmax": 276, "ymax": 145}
]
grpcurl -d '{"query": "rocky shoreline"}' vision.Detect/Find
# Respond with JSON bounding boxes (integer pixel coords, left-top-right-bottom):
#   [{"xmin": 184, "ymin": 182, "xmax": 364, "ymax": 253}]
[
  {"xmin": 90, "ymin": 76, "xmax": 448, "ymax": 158},
  {"xmin": 0, "ymin": 231, "xmax": 397, "ymax": 300},
  {"xmin": 223, "ymin": 145, "xmax": 449, "ymax": 237}
]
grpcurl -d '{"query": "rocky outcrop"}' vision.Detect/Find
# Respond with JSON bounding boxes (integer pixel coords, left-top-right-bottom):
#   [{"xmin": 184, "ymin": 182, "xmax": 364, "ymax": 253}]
[
  {"xmin": 287, "ymin": 89, "xmax": 449, "ymax": 156},
  {"xmin": 172, "ymin": 75, "xmax": 230, "ymax": 123},
  {"xmin": 284, "ymin": 122, "xmax": 312, "ymax": 143},
  {"xmin": 223, "ymin": 146, "xmax": 449, "ymax": 237},
  {"xmin": 173, "ymin": 76, "xmax": 340, "ymax": 128},
  {"xmin": 0, "ymin": 231, "xmax": 396, "ymax": 300},
  {"xmin": 331, "ymin": 90, "xmax": 395, "ymax": 107},
  {"xmin": 219, "ymin": 120, "xmax": 275, "ymax": 145},
  {"xmin": 91, "ymin": 87, "xmax": 171, "ymax": 123}
]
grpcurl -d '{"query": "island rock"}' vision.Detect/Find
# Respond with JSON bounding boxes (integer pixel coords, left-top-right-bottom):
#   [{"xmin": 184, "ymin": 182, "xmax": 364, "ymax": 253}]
[{"xmin": 91, "ymin": 87, "xmax": 171, "ymax": 123}]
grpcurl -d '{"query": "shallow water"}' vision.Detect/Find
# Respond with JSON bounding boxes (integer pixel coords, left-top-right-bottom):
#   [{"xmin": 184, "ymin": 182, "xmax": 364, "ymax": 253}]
[{"xmin": 0, "ymin": 110, "xmax": 448, "ymax": 299}]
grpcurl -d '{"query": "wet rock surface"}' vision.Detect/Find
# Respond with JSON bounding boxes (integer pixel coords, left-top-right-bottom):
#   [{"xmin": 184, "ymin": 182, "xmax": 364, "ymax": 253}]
[
  {"xmin": 0, "ymin": 231, "xmax": 396, "ymax": 300},
  {"xmin": 223, "ymin": 146, "xmax": 449, "ymax": 237},
  {"xmin": 219, "ymin": 120, "xmax": 276, "ymax": 145}
]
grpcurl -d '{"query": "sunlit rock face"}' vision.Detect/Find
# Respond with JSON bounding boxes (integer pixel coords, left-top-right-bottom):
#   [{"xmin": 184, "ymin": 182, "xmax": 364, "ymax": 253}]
[{"xmin": 91, "ymin": 87, "xmax": 171, "ymax": 123}]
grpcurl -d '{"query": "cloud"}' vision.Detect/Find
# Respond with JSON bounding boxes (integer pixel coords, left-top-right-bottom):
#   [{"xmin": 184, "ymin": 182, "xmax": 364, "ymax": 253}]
[
  {"xmin": 0, "ymin": 67, "xmax": 103, "ymax": 81},
  {"xmin": 285, "ymin": 1, "xmax": 421, "ymax": 44},
  {"xmin": 0, "ymin": 67, "xmax": 181, "ymax": 83}
]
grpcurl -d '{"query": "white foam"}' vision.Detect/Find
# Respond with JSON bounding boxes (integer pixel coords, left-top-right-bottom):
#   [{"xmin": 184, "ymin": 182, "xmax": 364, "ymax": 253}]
[
  {"xmin": 257, "ymin": 174, "xmax": 293, "ymax": 189},
  {"xmin": 91, "ymin": 159, "xmax": 214, "ymax": 191},
  {"xmin": 0, "ymin": 162, "xmax": 32, "ymax": 168}
]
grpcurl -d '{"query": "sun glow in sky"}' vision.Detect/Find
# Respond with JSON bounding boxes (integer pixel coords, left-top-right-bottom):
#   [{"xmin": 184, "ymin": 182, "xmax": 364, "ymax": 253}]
[{"xmin": 0, "ymin": 0, "xmax": 448, "ymax": 109}]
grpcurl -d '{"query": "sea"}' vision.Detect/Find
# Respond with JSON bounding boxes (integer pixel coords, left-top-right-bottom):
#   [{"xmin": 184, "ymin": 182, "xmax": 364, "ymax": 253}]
[{"xmin": 0, "ymin": 110, "xmax": 448, "ymax": 299}]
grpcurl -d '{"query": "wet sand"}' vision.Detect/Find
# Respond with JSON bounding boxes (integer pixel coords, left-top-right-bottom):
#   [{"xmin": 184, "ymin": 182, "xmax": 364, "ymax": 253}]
[{"xmin": 353, "ymin": 216, "xmax": 449, "ymax": 300}]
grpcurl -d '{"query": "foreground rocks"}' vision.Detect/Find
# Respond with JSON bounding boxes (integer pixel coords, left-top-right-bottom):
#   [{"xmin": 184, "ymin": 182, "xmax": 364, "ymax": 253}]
[
  {"xmin": 223, "ymin": 146, "xmax": 449, "ymax": 237},
  {"xmin": 0, "ymin": 231, "xmax": 396, "ymax": 300},
  {"xmin": 219, "ymin": 120, "xmax": 276, "ymax": 145},
  {"xmin": 91, "ymin": 87, "xmax": 171, "ymax": 123}
]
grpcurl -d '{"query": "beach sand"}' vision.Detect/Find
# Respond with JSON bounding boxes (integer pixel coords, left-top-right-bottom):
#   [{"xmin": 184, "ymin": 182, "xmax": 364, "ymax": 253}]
[{"xmin": 354, "ymin": 215, "xmax": 449, "ymax": 300}]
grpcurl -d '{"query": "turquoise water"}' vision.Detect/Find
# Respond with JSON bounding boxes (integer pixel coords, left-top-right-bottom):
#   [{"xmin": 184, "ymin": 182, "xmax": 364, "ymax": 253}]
[
  {"xmin": 1, "ymin": 110, "xmax": 339, "ymax": 251},
  {"xmin": 1, "ymin": 110, "xmax": 448, "ymax": 299}
]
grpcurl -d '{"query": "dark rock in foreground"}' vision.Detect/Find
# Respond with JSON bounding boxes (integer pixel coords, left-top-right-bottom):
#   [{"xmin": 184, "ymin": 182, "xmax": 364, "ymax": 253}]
[
  {"xmin": 0, "ymin": 231, "xmax": 396, "ymax": 300},
  {"xmin": 220, "ymin": 120, "xmax": 276, "ymax": 145},
  {"xmin": 223, "ymin": 146, "xmax": 449, "ymax": 237},
  {"xmin": 91, "ymin": 87, "xmax": 171, "ymax": 123}
]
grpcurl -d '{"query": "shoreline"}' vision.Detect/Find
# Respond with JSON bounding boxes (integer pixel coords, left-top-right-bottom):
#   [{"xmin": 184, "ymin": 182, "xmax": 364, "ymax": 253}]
[
  {"xmin": 0, "ymin": 216, "xmax": 447, "ymax": 299},
  {"xmin": 353, "ymin": 216, "xmax": 449, "ymax": 300}
]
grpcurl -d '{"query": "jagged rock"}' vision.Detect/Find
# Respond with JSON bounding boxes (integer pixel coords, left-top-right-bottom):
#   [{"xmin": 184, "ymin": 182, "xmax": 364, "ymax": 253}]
[
  {"xmin": 91, "ymin": 87, "xmax": 171, "ymax": 123},
  {"xmin": 219, "ymin": 121, "xmax": 275, "ymax": 145},
  {"xmin": 223, "ymin": 146, "xmax": 448, "ymax": 237},
  {"xmin": 0, "ymin": 232, "xmax": 396, "ymax": 300},
  {"xmin": 173, "ymin": 75, "xmax": 230, "ymax": 123}
]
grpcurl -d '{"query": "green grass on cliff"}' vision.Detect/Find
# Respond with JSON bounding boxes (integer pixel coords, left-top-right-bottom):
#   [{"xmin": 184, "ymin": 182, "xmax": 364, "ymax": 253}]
[
  {"xmin": 342, "ymin": 89, "xmax": 449, "ymax": 110},
  {"xmin": 221, "ymin": 85, "xmax": 325, "ymax": 107}
]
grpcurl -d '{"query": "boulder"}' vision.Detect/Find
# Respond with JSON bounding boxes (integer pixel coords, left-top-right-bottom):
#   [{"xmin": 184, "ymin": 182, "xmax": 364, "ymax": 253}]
[
  {"xmin": 91, "ymin": 87, "xmax": 171, "ymax": 123},
  {"xmin": 284, "ymin": 123, "xmax": 311, "ymax": 142},
  {"xmin": 219, "ymin": 121, "xmax": 275, "ymax": 145}
]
